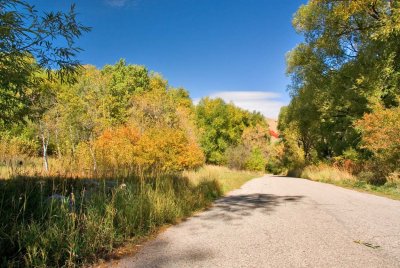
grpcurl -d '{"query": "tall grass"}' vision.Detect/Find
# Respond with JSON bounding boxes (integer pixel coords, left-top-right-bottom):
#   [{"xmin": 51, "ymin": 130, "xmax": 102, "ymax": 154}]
[
  {"xmin": 0, "ymin": 174, "xmax": 222, "ymax": 267},
  {"xmin": 0, "ymin": 164, "xmax": 262, "ymax": 266},
  {"xmin": 0, "ymin": 157, "xmax": 98, "ymax": 179},
  {"xmin": 301, "ymin": 164, "xmax": 356, "ymax": 183}
]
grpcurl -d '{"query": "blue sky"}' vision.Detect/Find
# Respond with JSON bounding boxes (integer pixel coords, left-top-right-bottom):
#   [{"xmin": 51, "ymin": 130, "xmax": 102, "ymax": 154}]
[{"xmin": 32, "ymin": 0, "xmax": 306, "ymax": 119}]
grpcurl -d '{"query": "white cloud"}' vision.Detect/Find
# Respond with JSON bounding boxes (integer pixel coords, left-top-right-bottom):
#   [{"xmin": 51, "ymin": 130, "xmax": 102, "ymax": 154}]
[
  {"xmin": 195, "ymin": 91, "xmax": 287, "ymax": 119},
  {"xmin": 105, "ymin": 0, "xmax": 132, "ymax": 7}
]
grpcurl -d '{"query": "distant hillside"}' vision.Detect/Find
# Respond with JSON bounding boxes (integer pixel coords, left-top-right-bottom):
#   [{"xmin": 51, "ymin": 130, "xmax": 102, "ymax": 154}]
[
  {"xmin": 266, "ymin": 118, "xmax": 279, "ymax": 141},
  {"xmin": 266, "ymin": 118, "xmax": 277, "ymax": 133}
]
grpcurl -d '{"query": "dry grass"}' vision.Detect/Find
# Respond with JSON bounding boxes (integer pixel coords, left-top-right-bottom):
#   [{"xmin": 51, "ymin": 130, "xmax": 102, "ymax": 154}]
[
  {"xmin": 184, "ymin": 165, "xmax": 263, "ymax": 193},
  {"xmin": 301, "ymin": 164, "xmax": 356, "ymax": 183},
  {"xmin": 300, "ymin": 164, "xmax": 400, "ymax": 200},
  {"xmin": 387, "ymin": 171, "xmax": 400, "ymax": 185},
  {"xmin": 0, "ymin": 157, "xmax": 94, "ymax": 179}
]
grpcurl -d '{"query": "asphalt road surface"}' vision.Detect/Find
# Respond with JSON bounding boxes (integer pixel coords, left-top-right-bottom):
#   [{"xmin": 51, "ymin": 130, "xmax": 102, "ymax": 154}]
[{"xmin": 116, "ymin": 175, "xmax": 400, "ymax": 268}]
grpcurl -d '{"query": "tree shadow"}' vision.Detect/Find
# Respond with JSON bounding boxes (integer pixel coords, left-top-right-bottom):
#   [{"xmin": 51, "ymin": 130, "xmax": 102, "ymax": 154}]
[
  {"xmin": 192, "ymin": 193, "xmax": 304, "ymax": 224},
  {"xmin": 134, "ymin": 248, "xmax": 214, "ymax": 268},
  {"xmin": 129, "ymin": 193, "xmax": 304, "ymax": 267}
]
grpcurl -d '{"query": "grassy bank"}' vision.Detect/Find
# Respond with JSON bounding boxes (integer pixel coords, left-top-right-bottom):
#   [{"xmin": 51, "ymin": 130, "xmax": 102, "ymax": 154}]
[
  {"xmin": 0, "ymin": 166, "xmax": 260, "ymax": 267},
  {"xmin": 184, "ymin": 165, "xmax": 263, "ymax": 193},
  {"xmin": 301, "ymin": 165, "xmax": 400, "ymax": 200}
]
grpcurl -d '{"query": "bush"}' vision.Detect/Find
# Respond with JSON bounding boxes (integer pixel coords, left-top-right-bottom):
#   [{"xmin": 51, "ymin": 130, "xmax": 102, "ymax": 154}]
[
  {"xmin": 357, "ymin": 171, "xmax": 386, "ymax": 185},
  {"xmin": 225, "ymin": 145, "xmax": 250, "ymax": 170},
  {"xmin": 266, "ymin": 159, "xmax": 285, "ymax": 175},
  {"xmin": 266, "ymin": 143, "xmax": 287, "ymax": 175},
  {"xmin": 0, "ymin": 134, "xmax": 39, "ymax": 166},
  {"xmin": 245, "ymin": 148, "xmax": 266, "ymax": 172},
  {"xmin": 287, "ymin": 167, "xmax": 304, "ymax": 178},
  {"xmin": 386, "ymin": 171, "xmax": 400, "ymax": 186},
  {"xmin": 225, "ymin": 143, "xmax": 268, "ymax": 172}
]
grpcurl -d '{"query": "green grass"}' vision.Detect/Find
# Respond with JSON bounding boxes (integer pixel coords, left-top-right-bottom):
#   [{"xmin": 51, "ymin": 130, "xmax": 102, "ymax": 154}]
[
  {"xmin": 0, "ymin": 165, "xmax": 261, "ymax": 267},
  {"xmin": 300, "ymin": 165, "xmax": 400, "ymax": 200},
  {"xmin": 328, "ymin": 180, "xmax": 400, "ymax": 200}
]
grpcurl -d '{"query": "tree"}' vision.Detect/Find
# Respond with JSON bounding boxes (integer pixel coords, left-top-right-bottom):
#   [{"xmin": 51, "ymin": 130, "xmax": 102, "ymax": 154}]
[
  {"xmin": 241, "ymin": 124, "xmax": 270, "ymax": 155},
  {"xmin": 136, "ymin": 127, "xmax": 204, "ymax": 173},
  {"xmin": 64, "ymin": 66, "xmax": 110, "ymax": 171},
  {"xmin": 95, "ymin": 125, "xmax": 141, "ymax": 173},
  {"xmin": 282, "ymin": 0, "xmax": 400, "ymax": 163},
  {"xmin": 195, "ymin": 97, "xmax": 266, "ymax": 164},
  {"xmin": 130, "ymin": 74, "xmax": 178, "ymax": 130},
  {"xmin": 356, "ymin": 106, "xmax": 400, "ymax": 177},
  {"xmin": 103, "ymin": 59, "xmax": 150, "ymax": 124},
  {"xmin": 0, "ymin": 0, "xmax": 90, "ymax": 126},
  {"xmin": 225, "ymin": 123, "xmax": 270, "ymax": 171}
]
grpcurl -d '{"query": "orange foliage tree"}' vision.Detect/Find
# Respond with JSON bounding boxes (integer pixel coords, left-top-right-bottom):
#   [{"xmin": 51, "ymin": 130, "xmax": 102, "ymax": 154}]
[
  {"xmin": 356, "ymin": 106, "xmax": 400, "ymax": 176},
  {"xmin": 94, "ymin": 125, "xmax": 204, "ymax": 175},
  {"xmin": 95, "ymin": 126, "xmax": 141, "ymax": 172},
  {"xmin": 136, "ymin": 127, "xmax": 204, "ymax": 173}
]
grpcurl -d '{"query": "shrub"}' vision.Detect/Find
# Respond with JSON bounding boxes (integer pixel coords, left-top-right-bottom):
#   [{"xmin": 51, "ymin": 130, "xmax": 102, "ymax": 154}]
[
  {"xmin": 225, "ymin": 146, "xmax": 267, "ymax": 172},
  {"xmin": 225, "ymin": 145, "xmax": 250, "ymax": 170},
  {"xmin": 266, "ymin": 143, "xmax": 286, "ymax": 175},
  {"xmin": 95, "ymin": 125, "xmax": 140, "ymax": 171},
  {"xmin": 287, "ymin": 167, "xmax": 304, "ymax": 178},
  {"xmin": 245, "ymin": 148, "xmax": 266, "ymax": 172},
  {"xmin": 386, "ymin": 171, "xmax": 400, "ymax": 186},
  {"xmin": 0, "ymin": 134, "xmax": 38, "ymax": 165},
  {"xmin": 357, "ymin": 171, "xmax": 386, "ymax": 185}
]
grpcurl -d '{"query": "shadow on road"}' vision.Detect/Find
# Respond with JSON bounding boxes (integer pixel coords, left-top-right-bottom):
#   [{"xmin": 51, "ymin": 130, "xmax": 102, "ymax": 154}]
[
  {"xmin": 130, "ymin": 194, "xmax": 305, "ymax": 267},
  {"xmin": 190, "ymin": 193, "xmax": 304, "ymax": 224},
  {"xmin": 139, "ymin": 247, "xmax": 214, "ymax": 268}
]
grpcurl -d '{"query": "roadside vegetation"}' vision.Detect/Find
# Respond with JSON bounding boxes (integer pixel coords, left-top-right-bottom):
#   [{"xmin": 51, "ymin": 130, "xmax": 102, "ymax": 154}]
[
  {"xmin": 0, "ymin": 1, "xmax": 266, "ymax": 266},
  {"xmin": 0, "ymin": 56, "xmax": 270, "ymax": 267},
  {"xmin": 0, "ymin": 166, "xmax": 261, "ymax": 267},
  {"xmin": 301, "ymin": 165, "xmax": 400, "ymax": 200},
  {"xmin": 184, "ymin": 165, "xmax": 262, "ymax": 193},
  {"xmin": 2, "ymin": 0, "xmax": 399, "ymax": 265},
  {"xmin": 0, "ymin": 174, "xmax": 221, "ymax": 266},
  {"xmin": 270, "ymin": 0, "xmax": 400, "ymax": 199}
]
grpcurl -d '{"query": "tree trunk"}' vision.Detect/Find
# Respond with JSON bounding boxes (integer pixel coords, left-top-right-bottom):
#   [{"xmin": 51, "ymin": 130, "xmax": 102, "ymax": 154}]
[
  {"xmin": 88, "ymin": 140, "xmax": 97, "ymax": 173},
  {"xmin": 55, "ymin": 127, "xmax": 62, "ymax": 159},
  {"xmin": 42, "ymin": 133, "xmax": 49, "ymax": 173}
]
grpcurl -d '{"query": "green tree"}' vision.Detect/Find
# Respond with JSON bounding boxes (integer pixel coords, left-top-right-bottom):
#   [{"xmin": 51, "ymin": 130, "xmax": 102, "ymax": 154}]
[
  {"xmin": 0, "ymin": 0, "xmax": 90, "ymax": 126},
  {"xmin": 282, "ymin": 0, "xmax": 400, "ymax": 163},
  {"xmin": 245, "ymin": 148, "xmax": 266, "ymax": 172},
  {"xmin": 103, "ymin": 59, "xmax": 150, "ymax": 124},
  {"xmin": 55, "ymin": 66, "xmax": 110, "ymax": 170},
  {"xmin": 195, "ymin": 97, "xmax": 266, "ymax": 164}
]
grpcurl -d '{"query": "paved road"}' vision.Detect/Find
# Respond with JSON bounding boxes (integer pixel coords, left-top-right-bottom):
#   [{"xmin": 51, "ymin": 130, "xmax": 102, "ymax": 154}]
[{"xmin": 116, "ymin": 175, "xmax": 400, "ymax": 268}]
